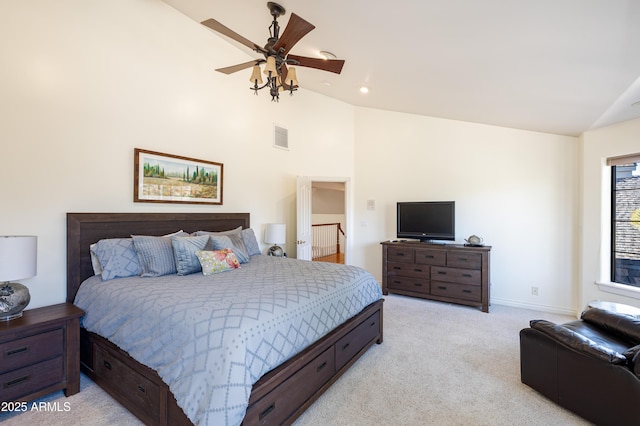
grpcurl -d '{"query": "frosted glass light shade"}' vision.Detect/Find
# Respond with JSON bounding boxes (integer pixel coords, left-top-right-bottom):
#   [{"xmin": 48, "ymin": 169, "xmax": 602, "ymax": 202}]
[
  {"xmin": 285, "ymin": 67, "xmax": 298, "ymax": 86},
  {"xmin": 265, "ymin": 224, "xmax": 286, "ymax": 245},
  {"xmin": 263, "ymin": 56, "xmax": 278, "ymax": 76},
  {"xmin": 249, "ymin": 65, "xmax": 263, "ymax": 85}
]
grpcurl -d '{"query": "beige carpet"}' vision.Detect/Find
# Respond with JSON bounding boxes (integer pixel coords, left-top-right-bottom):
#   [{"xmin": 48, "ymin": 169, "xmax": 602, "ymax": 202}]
[{"xmin": 0, "ymin": 295, "xmax": 591, "ymax": 425}]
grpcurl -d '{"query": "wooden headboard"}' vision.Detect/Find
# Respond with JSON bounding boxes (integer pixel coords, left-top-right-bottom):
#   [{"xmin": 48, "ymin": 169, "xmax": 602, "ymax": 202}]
[{"xmin": 66, "ymin": 212, "xmax": 250, "ymax": 303}]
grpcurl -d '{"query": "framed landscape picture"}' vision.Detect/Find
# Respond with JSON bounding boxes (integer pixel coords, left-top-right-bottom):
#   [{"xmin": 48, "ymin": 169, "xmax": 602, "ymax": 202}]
[{"xmin": 134, "ymin": 148, "xmax": 223, "ymax": 205}]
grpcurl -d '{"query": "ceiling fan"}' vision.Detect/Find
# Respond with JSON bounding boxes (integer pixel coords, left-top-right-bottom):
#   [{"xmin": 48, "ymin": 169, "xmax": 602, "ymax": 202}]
[{"xmin": 201, "ymin": 2, "xmax": 345, "ymax": 101}]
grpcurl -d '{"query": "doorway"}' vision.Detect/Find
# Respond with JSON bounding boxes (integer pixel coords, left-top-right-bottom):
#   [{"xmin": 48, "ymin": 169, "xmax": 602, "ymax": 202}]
[{"xmin": 296, "ymin": 177, "xmax": 350, "ymax": 263}]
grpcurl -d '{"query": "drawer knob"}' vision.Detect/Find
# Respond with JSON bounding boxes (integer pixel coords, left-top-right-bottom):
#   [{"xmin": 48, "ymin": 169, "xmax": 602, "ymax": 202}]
[
  {"xmin": 396, "ymin": 253, "xmax": 405, "ymax": 256},
  {"xmin": 463, "ymin": 273, "xmax": 472, "ymax": 278},
  {"xmin": 413, "ymin": 268, "xmax": 423, "ymax": 272},
  {"xmin": 316, "ymin": 361, "xmax": 328, "ymax": 372},
  {"xmin": 103, "ymin": 360, "xmax": 112, "ymax": 370},
  {"xmin": 137, "ymin": 384, "xmax": 146, "ymax": 394},
  {"xmin": 393, "ymin": 266, "xmax": 401, "ymax": 270},
  {"xmin": 6, "ymin": 346, "xmax": 29, "ymax": 357},
  {"xmin": 4, "ymin": 374, "xmax": 30, "ymax": 389},
  {"xmin": 259, "ymin": 403, "xmax": 276, "ymax": 420},
  {"xmin": 438, "ymin": 286, "xmax": 447, "ymax": 290},
  {"xmin": 342, "ymin": 342, "xmax": 350, "ymax": 351},
  {"xmin": 463, "ymin": 290, "xmax": 472, "ymax": 294},
  {"xmin": 437, "ymin": 271, "xmax": 446, "ymax": 275},
  {"xmin": 413, "ymin": 283, "xmax": 423, "ymax": 287}
]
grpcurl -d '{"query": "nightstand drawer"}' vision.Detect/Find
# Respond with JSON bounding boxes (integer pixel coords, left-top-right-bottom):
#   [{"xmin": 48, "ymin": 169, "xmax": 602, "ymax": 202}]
[
  {"xmin": 0, "ymin": 356, "xmax": 64, "ymax": 401},
  {"xmin": 0, "ymin": 328, "xmax": 64, "ymax": 374}
]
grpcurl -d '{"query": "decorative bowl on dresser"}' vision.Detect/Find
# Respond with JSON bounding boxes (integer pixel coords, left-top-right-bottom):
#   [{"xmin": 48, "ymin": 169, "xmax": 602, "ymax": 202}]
[
  {"xmin": 0, "ymin": 303, "xmax": 84, "ymax": 403},
  {"xmin": 381, "ymin": 241, "xmax": 491, "ymax": 312}
]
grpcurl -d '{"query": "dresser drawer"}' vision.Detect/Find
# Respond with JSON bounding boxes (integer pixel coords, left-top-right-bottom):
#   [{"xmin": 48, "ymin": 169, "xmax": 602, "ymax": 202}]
[
  {"xmin": 387, "ymin": 276, "xmax": 430, "ymax": 295},
  {"xmin": 0, "ymin": 356, "xmax": 64, "ymax": 401},
  {"xmin": 245, "ymin": 345, "xmax": 335, "ymax": 424},
  {"xmin": 446, "ymin": 252, "xmax": 482, "ymax": 269},
  {"xmin": 94, "ymin": 345, "xmax": 161, "ymax": 424},
  {"xmin": 431, "ymin": 281, "xmax": 481, "ymax": 302},
  {"xmin": 0, "ymin": 328, "xmax": 64, "ymax": 374},
  {"xmin": 431, "ymin": 266, "xmax": 480, "ymax": 285},
  {"xmin": 415, "ymin": 249, "xmax": 446, "ymax": 266},
  {"xmin": 387, "ymin": 261, "xmax": 430, "ymax": 279},
  {"xmin": 387, "ymin": 247, "xmax": 414, "ymax": 263}
]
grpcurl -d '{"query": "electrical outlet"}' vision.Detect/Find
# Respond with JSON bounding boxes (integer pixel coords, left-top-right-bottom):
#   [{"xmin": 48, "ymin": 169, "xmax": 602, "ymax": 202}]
[{"xmin": 531, "ymin": 286, "xmax": 539, "ymax": 296}]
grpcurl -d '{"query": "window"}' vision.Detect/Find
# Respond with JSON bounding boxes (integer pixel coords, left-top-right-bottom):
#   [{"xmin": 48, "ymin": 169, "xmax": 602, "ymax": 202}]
[{"xmin": 610, "ymin": 157, "xmax": 640, "ymax": 288}]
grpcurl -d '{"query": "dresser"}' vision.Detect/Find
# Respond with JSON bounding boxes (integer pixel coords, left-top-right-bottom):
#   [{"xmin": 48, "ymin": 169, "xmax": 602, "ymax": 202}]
[
  {"xmin": 381, "ymin": 241, "xmax": 491, "ymax": 312},
  {"xmin": 0, "ymin": 303, "xmax": 84, "ymax": 403}
]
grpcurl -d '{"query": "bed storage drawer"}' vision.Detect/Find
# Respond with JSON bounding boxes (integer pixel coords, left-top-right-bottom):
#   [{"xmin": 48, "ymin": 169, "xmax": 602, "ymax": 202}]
[
  {"xmin": 336, "ymin": 310, "xmax": 381, "ymax": 371},
  {"xmin": 0, "ymin": 356, "xmax": 64, "ymax": 401},
  {"xmin": 94, "ymin": 345, "xmax": 161, "ymax": 424},
  {"xmin": 244, "ymin": 346, "xmax": 335, "ymax": 425}
]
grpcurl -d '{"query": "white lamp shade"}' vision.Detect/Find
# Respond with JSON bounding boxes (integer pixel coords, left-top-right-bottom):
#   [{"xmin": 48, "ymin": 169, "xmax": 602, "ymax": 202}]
[
  {"xmin": 265, "ymin": 224, "xmax": 286, "ymax": 245},
  {"xmin": 0, "ymin": 236, "xmax": 37, "ymax": 282}
]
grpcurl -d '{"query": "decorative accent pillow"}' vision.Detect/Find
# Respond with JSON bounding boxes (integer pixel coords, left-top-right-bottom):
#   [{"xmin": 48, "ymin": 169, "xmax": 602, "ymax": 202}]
[
  {"xmin": 171, "ymin": 235, "xmax": 210, "ymax": 275},
  {"xmin": 132, "ymin": 235, "xmax": 178, "ymax": 277},
  {"xmin": 209, "ymin": 235, "xmax": 250, "ymax": 263},
  {"xmin": 196, "ymin": 249, "xmax": 240, "ymax": 275},
  {"xmin": 242, "ymin": 228, "xmax": 261, "ymax": 256},
  {"xmin": 93, "ymin": 238, "xmax": 141, "ymax": 281},
  {"xmin": 89, "ymin": 243, "xmax": 103, "ymax": 275}
]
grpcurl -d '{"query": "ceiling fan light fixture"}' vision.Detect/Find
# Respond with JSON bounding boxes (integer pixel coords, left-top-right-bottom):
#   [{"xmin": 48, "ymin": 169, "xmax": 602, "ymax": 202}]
[
  {"xmin": 360, "ymin": 86, "xmax": 369, "ymax": 94},
  {"xmin": 263, "ymin": 56, "xmax": 278, "ymax": 76},
  {"xmin": 249, "ymin": 65, "xmax": 264, "ymax": 85},
  {"xmin": 285, "ymin": 67, "xmax": 299, "ymax": 86}
]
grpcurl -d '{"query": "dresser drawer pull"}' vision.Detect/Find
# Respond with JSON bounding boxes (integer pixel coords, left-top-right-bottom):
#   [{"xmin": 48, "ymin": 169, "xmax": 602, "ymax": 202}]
[
  {"xmin": 316, "ymin": 361, "xmax": 328, "ymax": 372},
  {"xmin": 393, "ymin": 266, "xmax": 401, "ymax": 270},
  {"xmin": 413, "ymin": 268, "xmax": 423, "ymax": 272},
  {"xmin": 458, "ymin": 257, "xmax": 468, "ymax": 261},
  {"xmin": 437, "ymin": 271, "xmax": 447, "ymax": 275},
  {"xmin": 4, "ymin": 375, "xmax": 30, "ymax": 389},
  {"xmin": 259, "ymin": 403, "xmax": 276, "ymax": 420},
  {"xmin": 396, "ymin": 253, "xmax": 405, "ymax": 256},
  {"xmin": 370, "ymin": 321, "xmax": 377, "ymax": 327},
  {"xmin": 463, "ymin": 289, "xmax": 472, "ymax": 293},
  {"xmin": 342, "ymin": 342, "xmax": 350, "ymax": 351},
  {"xmin": 437, "ymin": 286, "xmax": 447, "ymax": 290},
  {"xmin": 137, "ymin": 384, "xmax": 146, "ymax": 394},
  {"xmin": 103, "ymin": 360, "xmax": 112, "ymax": 370},
  {"xmin": 463, "ymin": 274, "xmax": 473, "ymax": 278},
  {"xmin": 413, "ymin": 283, "xmax": 423, "ymax": 287},
  {"xmin": 424, "ymin": 255, "xmax": 434, "ymax": 259},
  {"xmin": 6, "ymin": 346, "xmax": 29, "ymax": 357},
  {"xmin": 393, "ymin": 280, "xmax": 401, "ymax": 284}
]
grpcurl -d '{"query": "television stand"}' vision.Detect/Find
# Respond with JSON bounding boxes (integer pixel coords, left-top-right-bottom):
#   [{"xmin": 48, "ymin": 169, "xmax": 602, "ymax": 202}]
[{"xmin": 381, "ymin": 241, "xmax": 491, "ymax": 312}]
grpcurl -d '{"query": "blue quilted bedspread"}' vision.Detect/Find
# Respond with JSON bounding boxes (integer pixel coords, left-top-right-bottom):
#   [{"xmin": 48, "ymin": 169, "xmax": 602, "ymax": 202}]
[{"xmin": 74, "ymin": 255, "xmax": 382, "ymax": 425}]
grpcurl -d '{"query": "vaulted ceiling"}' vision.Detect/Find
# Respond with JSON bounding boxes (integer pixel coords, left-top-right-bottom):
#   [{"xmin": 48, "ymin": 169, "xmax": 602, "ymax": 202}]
[{"xmin": 163, "ymin": 0, "xmax": 640, "ymax": 136}]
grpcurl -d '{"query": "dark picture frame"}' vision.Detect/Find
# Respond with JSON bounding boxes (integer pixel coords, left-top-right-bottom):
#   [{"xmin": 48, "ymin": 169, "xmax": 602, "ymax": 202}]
[{"xmin": 134, "ymin": 148, "xmax": 223, "ymax": 205}]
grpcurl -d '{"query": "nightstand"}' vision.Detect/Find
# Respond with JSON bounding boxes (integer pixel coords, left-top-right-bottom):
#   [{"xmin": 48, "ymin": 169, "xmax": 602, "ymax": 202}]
[{"xmin": 0, "ymin": 303, "xmax": 84, "ymax": 403}]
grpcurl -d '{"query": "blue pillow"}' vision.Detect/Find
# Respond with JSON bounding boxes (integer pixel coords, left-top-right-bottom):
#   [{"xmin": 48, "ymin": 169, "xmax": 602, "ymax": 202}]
[
  {"xmin": 209, "ymin": 235, "xmax": 250, "ymax": 263},
  {"xmin": 94, "ymin": 238, "xmax": 141, "ymax": 281},
  {"xmin": 242, "ymin": 228, "xmax": 261, "ymax": 256},
  {"xmin": 171, "ymin": 235, "xmax": 210, "ymax": 275},
  {"xmin": 132, "ymin": 235, "xmax": 177, "ymax": 277}
]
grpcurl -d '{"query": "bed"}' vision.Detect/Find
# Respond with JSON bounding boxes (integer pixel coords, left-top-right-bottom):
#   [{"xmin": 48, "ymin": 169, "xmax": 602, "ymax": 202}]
[{"xmin": 66, "ymin": 213, "xmax": 383, "ymax": 426}]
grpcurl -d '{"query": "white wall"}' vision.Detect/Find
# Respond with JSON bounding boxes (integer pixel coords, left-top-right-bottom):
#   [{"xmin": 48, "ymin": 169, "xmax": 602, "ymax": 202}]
[
  {"xmin": 352, "ymin": 108, "xmax": 580, "ymax": 314},
  {"xmin": 580, "ymin": 117, "xmax": 640, "ymax": 308},
  {"xmin": 0, "ymin": 0, "xmax": 355, "ymax": 309}
]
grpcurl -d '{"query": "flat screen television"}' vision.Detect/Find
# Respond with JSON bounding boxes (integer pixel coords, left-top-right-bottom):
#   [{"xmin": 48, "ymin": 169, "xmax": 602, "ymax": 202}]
[{"xmin": 397, "ymin": 201, "xmax": 455, "ymax": 242}]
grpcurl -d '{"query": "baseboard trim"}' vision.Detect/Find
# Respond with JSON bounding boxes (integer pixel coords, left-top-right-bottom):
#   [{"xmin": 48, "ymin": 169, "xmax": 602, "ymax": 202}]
[{"xmin": 491, "ymin": 298, "xmax": 577, "ymax": 317}]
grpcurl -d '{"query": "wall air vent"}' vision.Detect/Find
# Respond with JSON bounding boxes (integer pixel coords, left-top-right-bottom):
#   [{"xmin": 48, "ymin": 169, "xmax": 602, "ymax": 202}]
[{"xmin": 274, "ymin": 125, "xmax": 289, "ymax": 150}]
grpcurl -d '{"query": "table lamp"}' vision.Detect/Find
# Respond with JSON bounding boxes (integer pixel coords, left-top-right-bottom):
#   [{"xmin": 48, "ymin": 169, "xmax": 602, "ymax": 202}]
[
  {"xmin": 265, "ymin": 224, "xmax": 286, "ymax": 257},
  {"xmin": 0, "ymin": 235, "xmax": 37, "ymax": 321}
]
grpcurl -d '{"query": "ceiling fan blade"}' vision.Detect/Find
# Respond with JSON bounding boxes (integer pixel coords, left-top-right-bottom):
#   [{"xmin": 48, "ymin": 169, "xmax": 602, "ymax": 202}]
[
  {"xmin": 272, "ymin": 13, "xmax": 315, "ymax": 55},
  {"xmin": 287, "ymin": 54, "xmax": 345, "ymax": 74},
  {"xmin": 215, "ymin": 60, "xmax": 260, "ymax": 75},
  {"xmin": 201, "ymin": 18, "xmax": 267, "ymax": 54}
]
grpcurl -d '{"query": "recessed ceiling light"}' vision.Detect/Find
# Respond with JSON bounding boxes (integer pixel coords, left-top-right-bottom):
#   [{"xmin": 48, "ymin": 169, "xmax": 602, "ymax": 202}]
[
  {"xmin": 319, "ymin": 51, "xmax": 337, "ymax": 60},
  {"xmin": 359, "ymin": 86, "xmax": 369, "ymax": 94}
]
